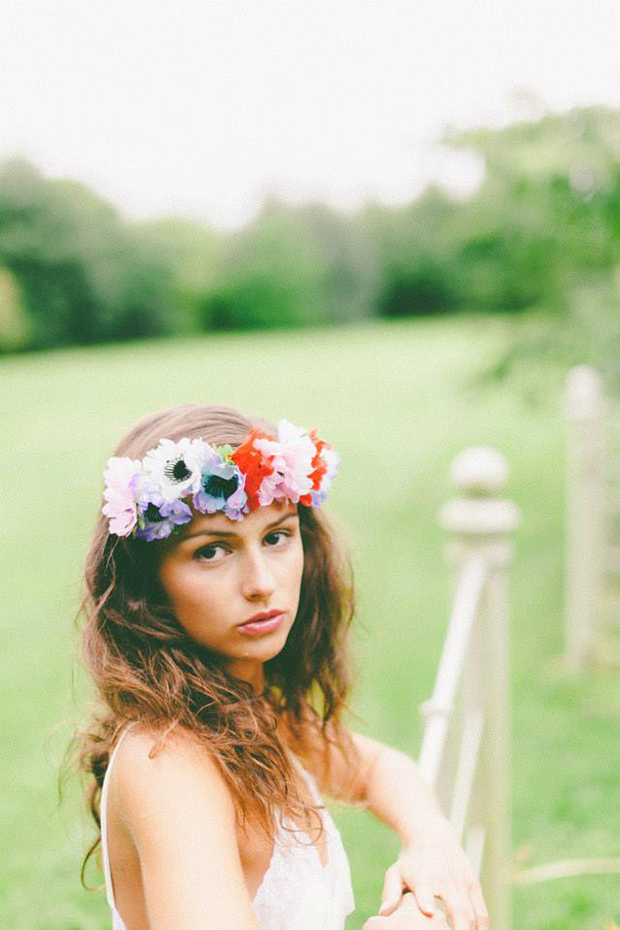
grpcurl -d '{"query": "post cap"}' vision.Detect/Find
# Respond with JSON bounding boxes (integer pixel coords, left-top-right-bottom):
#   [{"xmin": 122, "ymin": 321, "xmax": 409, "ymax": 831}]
[
  {"xmin": 564, "ymin": 365, "xmax": 603, "ymax": 420},
  {"xmin": 450, "ymin": 447, "xmax": 508, "ymax": 496}
]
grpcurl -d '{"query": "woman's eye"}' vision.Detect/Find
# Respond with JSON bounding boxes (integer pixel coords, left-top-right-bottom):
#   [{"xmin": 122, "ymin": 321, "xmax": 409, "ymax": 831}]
[
  {"xmin": 264, "ymin": 530, "xmax": 290, "ymax": 547},
  {"xmin": 195, "ymin": 544, "xmax": 228, "ymax": 562}
]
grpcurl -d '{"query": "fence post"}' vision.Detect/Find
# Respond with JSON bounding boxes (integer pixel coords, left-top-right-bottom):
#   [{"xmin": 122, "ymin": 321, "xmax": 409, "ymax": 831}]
[
  {"xmin": 564, "ymin": 366, "xmax": 604, "ymax": 672},
  {"xmin": 440, "ymin": 447, "xmax": 519, "ymax": 930}
]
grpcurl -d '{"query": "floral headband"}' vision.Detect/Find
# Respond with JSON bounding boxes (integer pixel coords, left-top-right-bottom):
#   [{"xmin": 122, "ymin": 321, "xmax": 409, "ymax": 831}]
[{"xmin": 102, "ymin": 420, "xmax": 339, "ymax": 541}]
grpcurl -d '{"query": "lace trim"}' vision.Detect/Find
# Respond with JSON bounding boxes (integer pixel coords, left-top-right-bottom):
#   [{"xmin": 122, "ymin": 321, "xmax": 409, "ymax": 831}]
[{"xmin": 252, "ymin": 752, "xmax": 355, "ymax": 927}]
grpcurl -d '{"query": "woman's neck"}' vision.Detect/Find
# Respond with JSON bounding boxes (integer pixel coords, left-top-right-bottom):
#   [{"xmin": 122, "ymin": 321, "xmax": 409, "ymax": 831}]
[{"xmin": 226, "ymin": 658, "xmax": 265, "ymax": 696}]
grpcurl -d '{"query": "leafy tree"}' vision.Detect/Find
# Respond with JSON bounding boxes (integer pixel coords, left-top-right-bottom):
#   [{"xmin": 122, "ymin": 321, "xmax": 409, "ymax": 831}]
[
  {"xmin": 201, "ymin": 196, "xmax": 376, "ymax": 331},
  {"xmin": 129, "ymin": 217, "xmax": 224, "ymax": 336},
  {"xmin": 1, "ymin": 105, "xmax": 619, "ymax": 358},
  {"xmin": 450, "ymin": 107, "xmax": 620, "ymax": 389},
  {"xmin": 0, "ymin": 265, "xmax": 29, "ymax": 352},
  {"xmin": 363, "ymin": 106, "xmax": 620, "ymax": 322},
  {"xmin": 361, "ymin": 188, "xmax": 460, "ymax": 317},
  {"xmin": 0, "ymin": 159, "xmax": 178, "ymax": 348}
]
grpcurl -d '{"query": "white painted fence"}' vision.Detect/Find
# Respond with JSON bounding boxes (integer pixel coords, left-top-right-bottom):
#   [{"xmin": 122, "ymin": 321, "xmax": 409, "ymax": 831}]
[
  {"xmin": 564, "ymin": 365, "xmax": 605, "ymax": 672},
  {"xmin": 419, "ymin": 447, "xmax": 519, "ymax": 930},
  {"xmin": 419, "ymin": 420, "xmax": 620, "ymax": 924},
  {"xmin": 564, "ymin": 364, "xmax": 620, "ymax": 671}
]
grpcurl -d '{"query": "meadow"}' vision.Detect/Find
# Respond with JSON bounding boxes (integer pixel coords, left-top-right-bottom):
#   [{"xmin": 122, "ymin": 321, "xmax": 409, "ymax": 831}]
[{"xmin": 2, "ymin": 315, "xmax": 619, "ymax": 930}]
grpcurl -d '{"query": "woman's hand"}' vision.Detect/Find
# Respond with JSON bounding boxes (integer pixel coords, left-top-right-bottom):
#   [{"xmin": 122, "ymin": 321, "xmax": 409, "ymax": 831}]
[
  {"xmin": 363, "ymin": 892, "xmax": 450, "ymax": 929},
  {"xmin": 377, "ymin": 822, "xmax": 489, "ymax": 930}
]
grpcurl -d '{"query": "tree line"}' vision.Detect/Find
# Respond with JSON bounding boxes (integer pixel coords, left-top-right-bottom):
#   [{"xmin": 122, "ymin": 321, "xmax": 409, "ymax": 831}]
[{"xmin": 1, "ymin": 105, "xmax": 618, "ymax": 354}]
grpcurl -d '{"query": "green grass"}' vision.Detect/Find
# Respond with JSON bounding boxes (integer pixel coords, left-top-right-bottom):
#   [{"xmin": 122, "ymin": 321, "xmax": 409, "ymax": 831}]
[{"xmin": 2, "ymin": 316, "xmax": 619, "ymax": 929}]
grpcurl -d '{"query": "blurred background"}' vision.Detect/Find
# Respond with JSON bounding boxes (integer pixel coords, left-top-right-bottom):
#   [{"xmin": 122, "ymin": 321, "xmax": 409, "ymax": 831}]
[{"xmin": 2, "ymin": 2, "xmax": 620, "ymax": 928}]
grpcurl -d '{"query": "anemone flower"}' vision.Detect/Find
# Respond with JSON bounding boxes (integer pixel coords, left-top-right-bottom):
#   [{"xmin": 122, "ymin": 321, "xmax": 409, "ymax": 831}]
[
  {"xmin": 142, "ymin": 437, "xmax": 204, "ymax": 504},
  {"xmin": 193, "ymin": 451, "xmax": 248, "ymax": 521}
]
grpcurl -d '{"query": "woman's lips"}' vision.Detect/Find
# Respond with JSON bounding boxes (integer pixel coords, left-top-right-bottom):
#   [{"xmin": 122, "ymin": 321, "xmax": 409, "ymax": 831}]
[{"xmin": 238, "ymin": 612, "xmax": 285, "ymax": 635}]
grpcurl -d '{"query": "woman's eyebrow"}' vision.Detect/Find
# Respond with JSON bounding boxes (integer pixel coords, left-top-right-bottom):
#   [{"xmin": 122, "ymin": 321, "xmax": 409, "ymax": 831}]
[{"xmin": 181, "ymin": 512, "xmax": 298, "ymax": 542}]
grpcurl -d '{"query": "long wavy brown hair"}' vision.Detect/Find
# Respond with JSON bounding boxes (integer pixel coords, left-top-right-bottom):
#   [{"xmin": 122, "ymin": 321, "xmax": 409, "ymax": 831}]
[{"xmin": 68, "ymin": 402, "xmax": 362, "ymax": 888}]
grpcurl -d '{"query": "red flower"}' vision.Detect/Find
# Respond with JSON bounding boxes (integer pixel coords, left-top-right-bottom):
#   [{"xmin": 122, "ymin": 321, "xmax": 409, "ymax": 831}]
[
  {"xmin": 231, "ymin": 429, "xmax": 275, "ymax": 510},
  {"xmin": 299, "ymin": 430, "xmax": 329, "ymax": 507}
]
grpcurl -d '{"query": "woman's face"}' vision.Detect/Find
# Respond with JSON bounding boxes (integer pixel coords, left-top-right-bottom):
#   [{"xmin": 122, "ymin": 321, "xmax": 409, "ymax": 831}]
[{"xmin": 158, "ymin": 501, "xmax": 304, "ymax": 690}]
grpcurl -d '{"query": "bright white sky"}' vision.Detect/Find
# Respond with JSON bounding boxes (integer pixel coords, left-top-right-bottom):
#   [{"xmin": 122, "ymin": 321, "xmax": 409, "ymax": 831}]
[{"xmin": 1, "ymin": 0, "xmax": 619, "ymax": 230}]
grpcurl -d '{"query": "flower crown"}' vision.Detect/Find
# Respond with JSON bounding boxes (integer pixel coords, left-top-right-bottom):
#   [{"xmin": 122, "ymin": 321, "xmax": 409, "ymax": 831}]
[{"xmin": 102, "ymin": 420, "xmax": 339, "ymax": 541}]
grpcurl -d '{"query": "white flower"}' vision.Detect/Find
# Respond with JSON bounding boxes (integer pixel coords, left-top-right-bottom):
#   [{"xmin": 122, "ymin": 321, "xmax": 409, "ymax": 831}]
[
  {"xmin": 320, "ymin": 445, "xmax": 340, "ymax": 488},
  {"xmin": 311, "ymin": 445, "xmax": 340, "ymax": 506},
  {"xmin": 142, "ymin": 437, "xmax": 205, "ymax": 503}
]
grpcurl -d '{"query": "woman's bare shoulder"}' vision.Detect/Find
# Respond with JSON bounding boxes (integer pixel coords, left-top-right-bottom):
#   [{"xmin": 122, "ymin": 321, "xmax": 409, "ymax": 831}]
[
  {"xmin": 281, "ymin": 711, "xmax": 366, "ymax": 802},
  {"xmin": 111, "ymin": 723, "xmax": 234, "ymax": 820},
  {"xmin": 108, "ymin": 724, "xmax": 261, "ymax": 929},
  {"xmin": 114, "ymin": 721, "xmax": 216, "ymax": 762}
]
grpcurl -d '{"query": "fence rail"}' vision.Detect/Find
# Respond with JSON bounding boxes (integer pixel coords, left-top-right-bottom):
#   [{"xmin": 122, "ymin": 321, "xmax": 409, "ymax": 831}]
[
  {"xmin": 564, "ymin": 365, "xmax": 605, "ymax": 671},
  {"xmin": 419, "ymin": 557, "xmax": 487, "ymax": 797},
  {"xmin": 419, "ymin": 447, "xmax": 519, "ymax": 930},
  {"xmin": 421, "ymin": 392, "xmax": 620, "ymax": 930},
  {"xmin": 564, "ymin": 364, "xmax": 620, "ymax": 670}
]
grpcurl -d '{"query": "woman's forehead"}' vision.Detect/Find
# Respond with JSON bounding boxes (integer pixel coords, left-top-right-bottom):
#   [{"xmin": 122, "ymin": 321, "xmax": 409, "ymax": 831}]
[{"xmin": 180, "ymin": 501, "xmax": 298, "ymax": 539}]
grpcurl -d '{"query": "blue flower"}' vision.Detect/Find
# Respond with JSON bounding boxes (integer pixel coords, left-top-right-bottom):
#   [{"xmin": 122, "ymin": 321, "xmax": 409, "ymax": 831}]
[{"xmin": 193, "ymin": 449, "xmax": 248, "ymax": 520}]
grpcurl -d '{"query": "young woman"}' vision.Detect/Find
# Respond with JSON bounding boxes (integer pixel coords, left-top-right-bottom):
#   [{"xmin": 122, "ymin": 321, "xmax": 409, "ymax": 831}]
[{"xmin": 73, "ymin": 403, "xmax": 488, "ymax": 930}]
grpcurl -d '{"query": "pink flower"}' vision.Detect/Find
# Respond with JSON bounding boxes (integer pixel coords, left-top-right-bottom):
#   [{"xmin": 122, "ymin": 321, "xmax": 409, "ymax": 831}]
[
  {"xmin": 102, "ymin": 456, "xmax": 141, "ymax": 537},
  {"xmin": 254, "ymin": 420, "xmax": 316, "ymax": 505}
]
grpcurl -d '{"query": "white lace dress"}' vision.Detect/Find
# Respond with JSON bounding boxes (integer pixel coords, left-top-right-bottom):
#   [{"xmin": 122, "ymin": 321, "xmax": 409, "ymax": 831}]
[{"xmin": 100, "ymin": 724, "xmax": 356, "ymax": 930}]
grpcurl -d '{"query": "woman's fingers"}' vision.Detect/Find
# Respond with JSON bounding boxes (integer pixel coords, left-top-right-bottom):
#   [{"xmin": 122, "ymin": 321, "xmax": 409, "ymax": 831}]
[
  {"xmin": 378, "ymin": 864, "xmax": 487, "ymax": 929},
  {"xmin": 467, "ymin": 879, "xmax": 490, "ymax": 929},
  {"xmin": 401, "ymin": 894, "xmax": 449, "ymax": 928},
  {"xmin": 412, "ymin": 880, "xmax": 436, "ymax": 917},
  {"xmin": 438, "ymin": 884, "xmax": 477, "ymax": 930},
  {"xmin": 365, "ymin": 893, "xmax": 451, "ymax": 929},
  {"xmin": 378, "ymin": 864, "xmax": 405, "ymax": 916}
]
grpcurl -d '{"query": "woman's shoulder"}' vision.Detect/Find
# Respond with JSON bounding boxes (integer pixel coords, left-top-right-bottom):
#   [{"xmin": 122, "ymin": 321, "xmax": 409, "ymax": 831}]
[
  {"xmin": 105, "ymin": 722, "xmax": 261, "ymax": 929},
  {"xmin": 280, "ymin": 711, "xmax": 364, "ymax": 802},
  {"xmin": 110, "ymin": 722, "xmax": 233, "ymax": 815},
  {"xmin": 278, "ymin": 711, "xmax": 336, "ymax": 782},
  {"xmin": 112, "ymin": 720, "xmax": 219, "ymax": 766}
]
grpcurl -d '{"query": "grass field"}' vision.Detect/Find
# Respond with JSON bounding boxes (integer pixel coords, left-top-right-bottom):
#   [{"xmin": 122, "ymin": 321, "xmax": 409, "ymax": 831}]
[{"xmin": 2, "ymin": 315, "xmax": 619, "ymax": 930}]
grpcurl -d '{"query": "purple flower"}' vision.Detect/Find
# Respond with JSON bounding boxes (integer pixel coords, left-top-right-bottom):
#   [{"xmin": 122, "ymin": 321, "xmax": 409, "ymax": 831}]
[
  {"xmin": 135, "ymin": 484, "xmax": 192, "ymax": 541},
  {"xmin": 193, "ymin": 449, "xmax": 248, "ymax": 520}
]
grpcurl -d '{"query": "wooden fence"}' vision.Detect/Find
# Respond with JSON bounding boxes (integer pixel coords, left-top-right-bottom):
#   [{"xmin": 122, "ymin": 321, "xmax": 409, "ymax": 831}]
[
  {"xmin": 419, "ymin": 416, "xmax": 620, "ymax": 928},
  {"xmin": 564, "ymin": 364, "xmax": 620, "ymax": 671},
  {"xmin": 418, "ymin": 446, "xmax": 519, "ymax": 930}
]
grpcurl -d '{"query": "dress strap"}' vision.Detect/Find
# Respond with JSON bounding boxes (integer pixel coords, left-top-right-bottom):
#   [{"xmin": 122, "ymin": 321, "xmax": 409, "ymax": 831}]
[
  {"xmin": 285, "ymin": 746, "xmax": 324, "ymax": 808},
  {"xmin": 100, "ymin": 721, "xmax": 139, "ymax": 910}
]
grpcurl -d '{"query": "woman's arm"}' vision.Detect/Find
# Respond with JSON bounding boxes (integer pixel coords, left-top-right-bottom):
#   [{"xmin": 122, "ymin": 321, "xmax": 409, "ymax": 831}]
[
  {"xmin": 343, "ymin": 731, "xmax": 448, "ymax": 839},
  {"xmin": 306, "ymin": 725, "xmax": 489, "ymax": 930},
  {"xmin": 300, "ymin": 724, "xmax": 446, "ymax": 831},
  {"xmin": 112, "ymin": 726, "xmax": 262, "ymax": 930}
]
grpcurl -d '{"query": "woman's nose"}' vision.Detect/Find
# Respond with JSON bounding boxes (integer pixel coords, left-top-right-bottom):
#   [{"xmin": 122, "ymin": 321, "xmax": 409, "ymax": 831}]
[{"xmin": 241, "ymin": 550, "xmax": 277, "ymax": 601}]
